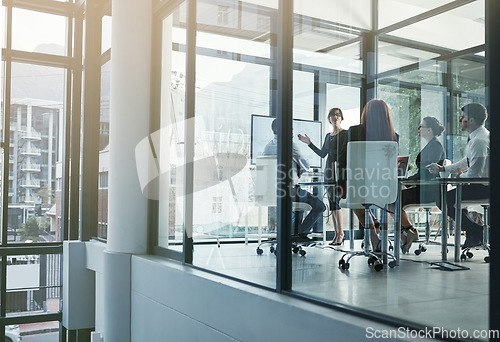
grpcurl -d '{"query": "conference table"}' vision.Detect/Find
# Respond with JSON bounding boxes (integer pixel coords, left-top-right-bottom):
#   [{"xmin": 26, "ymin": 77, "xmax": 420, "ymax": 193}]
[{"xmin": 299, "ymin": 177, "xmax": 489, "ymax": 264}]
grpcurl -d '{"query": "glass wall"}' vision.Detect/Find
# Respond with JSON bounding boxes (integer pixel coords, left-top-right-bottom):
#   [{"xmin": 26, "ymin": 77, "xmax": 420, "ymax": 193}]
[{"xmin": 154, "ymin": 0, "xmax": 490, "ymax": 339}]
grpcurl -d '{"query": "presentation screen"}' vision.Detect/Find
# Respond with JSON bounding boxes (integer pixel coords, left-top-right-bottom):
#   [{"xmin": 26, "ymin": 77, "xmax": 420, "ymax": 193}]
[{"xmin": 250, "ymin": 114, "xmax": 323, "ymax": 168}]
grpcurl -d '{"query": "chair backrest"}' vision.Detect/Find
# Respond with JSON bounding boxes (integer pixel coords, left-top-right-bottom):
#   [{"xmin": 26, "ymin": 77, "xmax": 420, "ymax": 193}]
[
  {"xmin": 340, "ymin": 141, "xmax": 398, "ymax": 208},
  {"xmin": 255, "ymin": 156, "xmax": 313, "ymax": 212},
  {"xmin": 255, "ymin": 156, "xmax": 277, "ymax": 206}
]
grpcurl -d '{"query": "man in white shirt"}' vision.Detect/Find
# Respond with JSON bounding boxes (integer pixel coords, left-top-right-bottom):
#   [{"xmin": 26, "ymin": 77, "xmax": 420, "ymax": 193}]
[
  {"xmin": 427, "ymin": 103, "xmax": 490, "ymax": 248},
  {"xmin": 262, "ymin": 119, "xmax": 325, "ymax": 242}
]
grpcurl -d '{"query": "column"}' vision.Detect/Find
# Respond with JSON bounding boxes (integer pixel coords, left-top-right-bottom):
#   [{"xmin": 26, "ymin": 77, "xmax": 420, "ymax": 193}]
[{"xmin": 104, "ymin": 1, "xmax": 152, "ymax": 341}]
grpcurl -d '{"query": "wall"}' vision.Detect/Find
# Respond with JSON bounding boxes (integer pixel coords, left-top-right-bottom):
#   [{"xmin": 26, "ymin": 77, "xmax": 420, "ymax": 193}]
[{"xmin": 130, "ymin": 255, "xmax": 413, "ymax": 342}]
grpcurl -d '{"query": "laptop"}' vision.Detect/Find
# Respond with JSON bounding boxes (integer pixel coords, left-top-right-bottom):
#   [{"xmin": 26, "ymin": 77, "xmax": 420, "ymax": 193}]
[{"xmin": 397, "ymin": 155, "xmax": 410, "ymax": 179}]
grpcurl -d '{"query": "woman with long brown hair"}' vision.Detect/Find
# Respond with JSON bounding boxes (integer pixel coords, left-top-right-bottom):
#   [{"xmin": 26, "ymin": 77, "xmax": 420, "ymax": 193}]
[{"xmin": 346, "ymin": 99, "xmax": 398, "ymax": 251}]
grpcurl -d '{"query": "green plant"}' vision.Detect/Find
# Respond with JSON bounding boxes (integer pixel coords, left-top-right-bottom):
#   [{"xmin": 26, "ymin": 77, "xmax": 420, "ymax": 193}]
[{"xmin": 19, "ymin": 216, "xmax": 40, "ymax": 242}]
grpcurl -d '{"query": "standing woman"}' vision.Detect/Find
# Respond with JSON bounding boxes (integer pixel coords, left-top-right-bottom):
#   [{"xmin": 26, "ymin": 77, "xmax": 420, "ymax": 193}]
[
  {"xmin": 298, "ymin": 108, "xmax": 348, "ymax": 245},
  {"xmin": 398, "ymin": 116, "xmax": 446, "ymax": 253}
]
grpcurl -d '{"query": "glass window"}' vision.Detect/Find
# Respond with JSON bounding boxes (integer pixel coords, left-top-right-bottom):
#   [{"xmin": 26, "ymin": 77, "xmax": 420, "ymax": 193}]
[
  {"xmin": 378, "ymin": 0, "xmax": 455, "ymax": 29},
  {"xmin": 289, "ymin": 0, "xmax": 489, "ymax": 337},
  {"xmin": 189, "ymin": 0, "xmax": 275, "ymax": 287},
  {"xmin": 98, "ymin": 60, "xmax": 111, "ymax": 240},
  {"xmin": 102, "ymin": 15, "xmax": 112, "ymax": 53},
  {"xmin": 6, "ymin": 253, "xmax": 61, "ymax": 316},
  {"xmin": 12, "ymin": 8, "xmax": 67, "ymax": 55},
  {"xmin": 156, "ymin": 3, "xmax": 188, "ymax": 250},
  {"xmin": 151, "ymin": 0, "xmax": 490, "ymax": 338},
  {"xmin": 386, "ymin": 1, "xmax": 485, "ymax": 51},
  {"xmin": 9, "ymin": 63, "xmax": 64, "ymax": 243}
]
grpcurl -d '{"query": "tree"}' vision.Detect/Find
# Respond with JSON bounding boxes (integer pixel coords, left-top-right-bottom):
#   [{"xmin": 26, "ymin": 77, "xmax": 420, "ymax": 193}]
[{"xmin": 19, "ymin": 216, "xmax": 40, "ymax": 242}]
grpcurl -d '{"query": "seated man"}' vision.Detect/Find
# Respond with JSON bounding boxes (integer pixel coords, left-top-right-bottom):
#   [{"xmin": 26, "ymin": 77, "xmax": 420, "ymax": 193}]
[
  {"xmin": 427, "ymin": 103, "xmax": 489, "ymax": 248},
  {"xmin": 262, "ymin": 119, "xmax": 325, "ymax": 242}
]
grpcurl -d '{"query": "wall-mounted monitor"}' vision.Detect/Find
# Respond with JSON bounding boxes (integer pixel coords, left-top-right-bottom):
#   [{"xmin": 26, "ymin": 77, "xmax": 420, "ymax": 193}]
[{"xmin": 250, "ymin": 114, "xmax": 323, "ymax": 168}]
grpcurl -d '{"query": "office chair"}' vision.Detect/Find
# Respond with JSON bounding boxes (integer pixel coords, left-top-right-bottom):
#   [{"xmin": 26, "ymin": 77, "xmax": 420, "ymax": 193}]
[
  {"xmin": 338, "ymin": 141, "xmax": 398, "ymax": 271},
  {"xmin": 403, "ymin": 159, "xmax": 451, "ymax": 255},
  {"xmin": 459, "ymin": 200, "xmax": 490, "ymax": 263},
  {"xmin": 254, "ymin": 156, "xmax": 312, "ymax": 256}
]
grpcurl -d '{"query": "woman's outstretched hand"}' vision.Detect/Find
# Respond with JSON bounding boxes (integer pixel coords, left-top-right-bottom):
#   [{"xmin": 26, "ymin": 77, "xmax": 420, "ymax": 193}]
[{"xmin": 297, "ymin": 134, "xmax": 311, "ymax": 144}]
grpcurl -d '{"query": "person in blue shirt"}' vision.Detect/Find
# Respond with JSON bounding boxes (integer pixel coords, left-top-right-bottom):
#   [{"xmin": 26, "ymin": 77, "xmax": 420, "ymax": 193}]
[{"xmin": 263, "ymin": 119, "xmax": 326, "ymax": 243}]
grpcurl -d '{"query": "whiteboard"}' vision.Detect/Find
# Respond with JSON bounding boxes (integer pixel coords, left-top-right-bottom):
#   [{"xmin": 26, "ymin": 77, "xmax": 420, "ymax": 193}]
[{"xmin": 251, "ymin": 114, "xmax": 323, "ymax": 168}]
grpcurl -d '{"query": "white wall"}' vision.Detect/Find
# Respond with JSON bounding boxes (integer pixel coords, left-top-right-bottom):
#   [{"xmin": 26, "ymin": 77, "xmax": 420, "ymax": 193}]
[
  {"xmin": 130, "ymin": 255, "xmax": 414, "ymax": 342},
  {"xmin": 66, "ymin": 240, "xmax": 428, "ymax": 341}
]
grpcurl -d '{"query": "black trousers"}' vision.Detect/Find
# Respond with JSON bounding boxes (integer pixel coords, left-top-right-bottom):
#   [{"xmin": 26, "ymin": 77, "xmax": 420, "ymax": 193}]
[{"xmin": 442, "ymin": 184, "xmax": 489, "ymax": 231}]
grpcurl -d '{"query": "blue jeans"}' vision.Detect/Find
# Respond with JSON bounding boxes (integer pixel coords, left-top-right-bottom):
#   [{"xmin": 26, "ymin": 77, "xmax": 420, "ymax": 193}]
[{"xmin": 292, "ymin": 186, "xmax": 326, "ymax": 236}]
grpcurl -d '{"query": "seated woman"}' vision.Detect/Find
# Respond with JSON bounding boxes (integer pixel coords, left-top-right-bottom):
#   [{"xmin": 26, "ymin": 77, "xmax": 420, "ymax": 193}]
[
  {"xmin": 399, "ymin": 116, "xmax": 446, "ymax": 253},
  {"xmin": 346, "ymin": 99, "xmax": 398, "ymax": 251}
]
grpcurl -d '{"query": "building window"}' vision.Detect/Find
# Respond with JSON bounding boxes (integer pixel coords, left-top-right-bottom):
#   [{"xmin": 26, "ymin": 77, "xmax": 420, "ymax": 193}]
[
  {"xmin": 217, "ymin": 5, "xmax": 229, "ymax": 25},
  {"xmin": 212, "ymin": 196, "xmax": 222, "ymax": 214}
]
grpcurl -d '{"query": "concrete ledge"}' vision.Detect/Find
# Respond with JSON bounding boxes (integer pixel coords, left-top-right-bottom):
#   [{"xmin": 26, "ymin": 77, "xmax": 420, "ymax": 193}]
[{"xmin": 131, "ymin": 255, "xmax": 416, "ymax": 342}]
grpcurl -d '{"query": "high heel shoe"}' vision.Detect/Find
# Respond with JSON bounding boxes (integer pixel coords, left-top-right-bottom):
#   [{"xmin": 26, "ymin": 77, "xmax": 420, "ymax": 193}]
[{"xmin": 329, "ymin": 236, "xmax": 345, "ymax": 246}]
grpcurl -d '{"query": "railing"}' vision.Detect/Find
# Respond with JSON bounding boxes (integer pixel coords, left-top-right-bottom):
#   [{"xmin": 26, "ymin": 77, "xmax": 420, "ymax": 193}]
[
  {"xmin": 19, "ymin": 147, "xmax": 41, "ymax": 156},
  {"xmin": 20, "ymin": 162, "xmax": 41, "ymax": 172},
  {"xmin": 17, "ymin": 130, "xmax": 42, "ymax": 140},
  {"xmin": 19, "ymin": 179, "xmax": 41, "ymax": 187}
]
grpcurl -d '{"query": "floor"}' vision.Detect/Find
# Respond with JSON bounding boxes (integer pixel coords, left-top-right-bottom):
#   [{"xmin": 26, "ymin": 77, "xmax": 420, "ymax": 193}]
[{"xmin": 192, "ymin": 234, "xmax": 490, "ymax": 341}]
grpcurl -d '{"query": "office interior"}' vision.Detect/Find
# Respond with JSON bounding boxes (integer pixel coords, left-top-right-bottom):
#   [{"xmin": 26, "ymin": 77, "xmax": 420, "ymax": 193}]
[{"xmin": 1, "ymin": 0, "xmax": 499, "ymax": 341}]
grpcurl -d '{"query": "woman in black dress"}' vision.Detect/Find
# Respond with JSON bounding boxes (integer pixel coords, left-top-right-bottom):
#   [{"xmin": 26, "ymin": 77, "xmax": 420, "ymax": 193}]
[
  {"xmin": 298, "ymin": 108, "xmax": 348, "ymax": 245},
  {"xmin": 399, "ymin": 116, "xmax": 446, "ymax": 253}
]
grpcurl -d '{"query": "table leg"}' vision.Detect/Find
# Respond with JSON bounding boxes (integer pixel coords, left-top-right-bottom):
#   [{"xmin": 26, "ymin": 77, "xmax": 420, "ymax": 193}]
[
  {"xmin": 454, "ymin": 183, "xmax": 462, "ymax": 262},
  {"xmin": 395, "ymin": 181, "xmax": 402, "ymax": 265},
  {"xmin": 349, "ymin": 209, "xmax": 355, "ymax": 250},
  {"xmin": 441, "ymin": 181, "xmax": 448, "ymax": 261}
]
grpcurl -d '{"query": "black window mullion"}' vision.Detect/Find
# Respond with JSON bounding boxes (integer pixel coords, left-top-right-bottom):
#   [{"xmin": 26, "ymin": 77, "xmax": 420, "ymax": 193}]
[{"xmin": 276, "ymin": 0, "xmax": 294, "ymax": 293}]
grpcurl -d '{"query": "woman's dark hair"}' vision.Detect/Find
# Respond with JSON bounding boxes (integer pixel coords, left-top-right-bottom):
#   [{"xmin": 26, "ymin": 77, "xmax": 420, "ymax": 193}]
[
  {"xmin": 422, "ymin": 116, "xmax": 445, "ymax": 137},
  {"xmin": 328, "ymin": 107, "xmax": 344, "ymax": 121},
  {"xmin": 361, "ymin": 99, "xmax": 397, "ymax": 141}
]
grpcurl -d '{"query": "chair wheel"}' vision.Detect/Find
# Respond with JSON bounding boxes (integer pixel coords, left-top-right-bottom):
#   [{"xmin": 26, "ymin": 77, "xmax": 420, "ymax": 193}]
[
  {"xmin": 414, "ymin": 249, "xmax": 421, "ymax": 256},
  {"xmin": 256, "ymin": 248, "xmax": 263, "ymax": 255},
  {"xmin": 293, "ymin": 246, "xmax": 299, "ymax": 253},
  {"xmin": 368, "ymin": 256, "xmax": 377, "ymax": 265},
  {"xmin": 460, "ymin": 254, "xmax": 467, "ymax": 261},
  {"xmin": 389, "ymin": 245, "xmax": 394, "ymax": 251},
  {"xmin": 388, "ymin": 260, "xmax": 396, "ymax": 268},
  {"xmin": 299, "ymin": 249, "xmax": 306, "ymax": 256},
  {"xmin": 374, "ymin": 263, "xmax": 383, "ymax": 272},
  {"xmin": 485, "ymin": 256, "xmax": 490, "ymax": 263},
  {"xmin": 421, "ymin": 246, "xmax": 427, "ymax": 252},
  {"xmin": 466, "ymin": 251, "xmax": 473, "ymax": 258},
  {"xmin": 341, "ymin": 262, "xmax": 350, "ymax": 270},
  {"xmin": 338, "ymin": 259, "xmax": 345, "ymax": 267},
  {"xmin": 270, "ymin": 246, "xmax": 275, "ymax": 253}
]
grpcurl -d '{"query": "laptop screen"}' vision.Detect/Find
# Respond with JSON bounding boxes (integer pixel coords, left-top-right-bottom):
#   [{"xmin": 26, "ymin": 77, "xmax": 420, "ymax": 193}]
[{"xmin": 397, "ymin": 155, "xmax": 410, "ymax": 179}]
